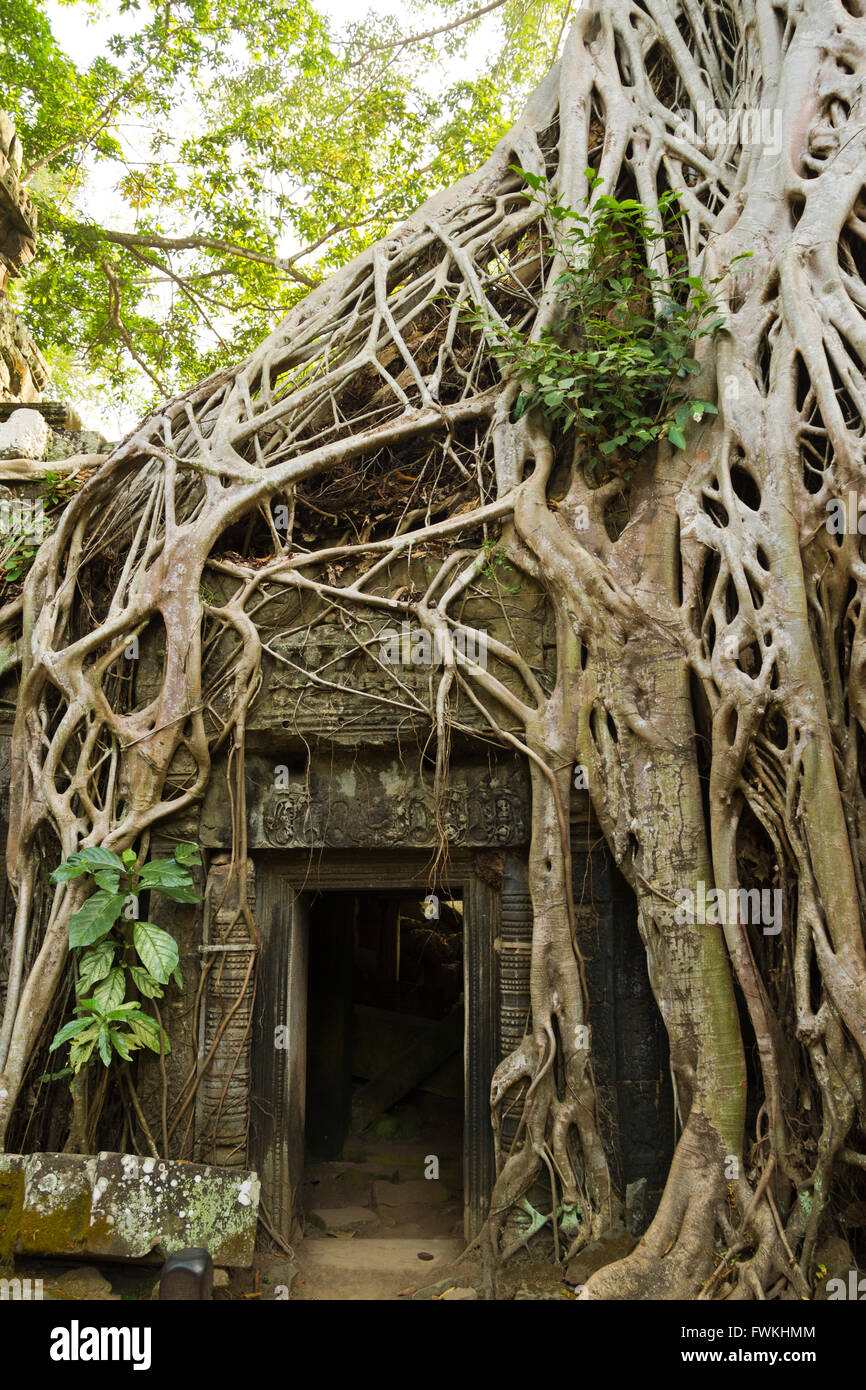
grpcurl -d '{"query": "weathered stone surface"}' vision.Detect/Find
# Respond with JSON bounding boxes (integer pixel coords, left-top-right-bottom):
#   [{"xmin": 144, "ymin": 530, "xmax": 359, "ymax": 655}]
[
  {"xmin": 297, "ymin": 1236, "xmax": 461, "ymax": 1300},
  {"xmin": 439, "ymin": 1285, "xmax": 478, "ymax": 1300},
  {"xmin": 0, "ymin": 407, "xmax": 49, "ymax": 458},
  {"xmin": 89, "ymin": 1153, "xmax": 259, "ymax": 1265},
  {"xmin": 372, "ymin": 1179, "xmax": 449, "ymax": 1208},
  {"xmin": 0, "ymin": 302, "xmax": 47, "ymax": 404},
  {"xmin": 0, "ymin": 111, "xmax": 37, "ymax": 273},
  {"xmin": 0, "ymin": 1151, "xmax": 260, "ymax": 1268},
  {"xmin": 54, "ymin": 1266, "xmax": 121, "ymax": 1301},
  {"xmin": 0, "ymin": 1153, "xmax": 25, "ymax": 1266},
  {"xmin": 15, "ymin": 1153, "xmax": 95, "ymax": 1258},
  {"xmin": 625, "ymin": 1176, "xmax": 649, "ymax": 1235},
  {"xmin": 135, "ymin": 552, "xmax": 555, "ymax": 743},
  {"xmin": 201, "ymin": 752, "xmax": 531, "ymax": 849},
  {"xmin": 0, "ymin": 114, "xmax": 47, "ymax": 403},
  {"xmin": 308, "ymin": 1206, "xmax": 379, "ymax": 1233}
]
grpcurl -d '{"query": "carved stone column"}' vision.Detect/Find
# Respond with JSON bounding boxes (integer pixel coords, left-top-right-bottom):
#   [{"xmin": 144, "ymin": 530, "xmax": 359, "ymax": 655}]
[{"xmin": 194, "ymin": 858, "xmax": 258, "ymax": 1168}]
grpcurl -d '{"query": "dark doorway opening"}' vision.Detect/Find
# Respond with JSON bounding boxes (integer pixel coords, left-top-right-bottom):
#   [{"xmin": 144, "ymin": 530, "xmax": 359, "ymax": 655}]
[{"xmin": 303, "ymin": 889, "xmax": 465, "ymax": 1238}]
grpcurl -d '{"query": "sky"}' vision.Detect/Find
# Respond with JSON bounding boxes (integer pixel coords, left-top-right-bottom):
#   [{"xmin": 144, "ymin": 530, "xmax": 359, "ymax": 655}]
[{"xmin": 37, "ymin": 2, "xmax": 500, "ymax": 435}]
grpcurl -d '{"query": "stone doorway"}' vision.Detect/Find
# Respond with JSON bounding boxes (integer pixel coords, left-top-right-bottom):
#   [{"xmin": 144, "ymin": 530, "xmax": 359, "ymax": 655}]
[
  {"xmin": 251, "ymin": 850, "xmax": 498, "ymax": 1249},
  {"xmin": 301, "ymin": 888, "xmax": 465, "ymax": 1246}
]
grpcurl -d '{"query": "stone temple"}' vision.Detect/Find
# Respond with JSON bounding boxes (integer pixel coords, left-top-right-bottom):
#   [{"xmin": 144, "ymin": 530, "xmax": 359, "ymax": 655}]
[{"xmin": 0, "ymin": 112, "xmax": 674, "ymax": 1273}]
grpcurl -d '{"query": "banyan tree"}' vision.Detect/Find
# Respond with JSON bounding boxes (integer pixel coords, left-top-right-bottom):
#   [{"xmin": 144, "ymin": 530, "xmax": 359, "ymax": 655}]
[{"xmin": 2, "ymin": 0, "xmax": 866, "ymax": 1300}]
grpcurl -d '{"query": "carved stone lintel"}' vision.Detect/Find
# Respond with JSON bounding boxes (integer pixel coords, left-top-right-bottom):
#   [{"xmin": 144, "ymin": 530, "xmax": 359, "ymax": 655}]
[{"xmin": 232, "ymin": 760, "xmax": 530, "ymax": 850}]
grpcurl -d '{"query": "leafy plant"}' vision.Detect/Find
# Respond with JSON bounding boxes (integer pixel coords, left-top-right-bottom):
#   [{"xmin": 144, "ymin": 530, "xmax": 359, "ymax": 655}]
[
  {"xmin": 481, "ymin": 536, "xmax": 521, "ymax": 593},
  {"xmin": 1, "ymin": 537, "xmax": 41, "ymax": 584},
  {"xmin": 47, "ymin": 842, "xmax": 201, "ymax": 1075},
  {"xmin": 0, "ymin": 507, "xmax": 52, "ymax": 585},
  {"xmin": 41, "ymin": 471, "xmax": 82, "ymax": 508},
  {"xmin": 469, "ymin": 168, "xmax": 750, "ymax": 478}
]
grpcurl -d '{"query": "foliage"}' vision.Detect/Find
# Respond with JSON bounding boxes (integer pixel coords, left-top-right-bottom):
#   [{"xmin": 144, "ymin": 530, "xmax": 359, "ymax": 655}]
[
  {"xmin": 1, "ymin": 531, "xmax": 44, "ymax": 584},
  {"xmin": 0, "ymin": 474, "xmax": 84, "ymax": 591},
  {"xmin": 0, "ymin": 0, "xmax": 574, "ymax": 413},
  {"xmin": 471, "ymin": 170, "xmax": 747, "ymax": 477},
  {"xmin": 481, "ymin": 536, "xmax": 521, "ymax": 592},
  {"xmin": 40, "ymin": 469, "xmax": 81, "ymax": 508},
  {"xmin": 0, "ymin": 504, "xmax": 50, "ymax": 584},
  {"xmin": 47, "ymin": 842, "xmax": 201, "ymax": 1074}
]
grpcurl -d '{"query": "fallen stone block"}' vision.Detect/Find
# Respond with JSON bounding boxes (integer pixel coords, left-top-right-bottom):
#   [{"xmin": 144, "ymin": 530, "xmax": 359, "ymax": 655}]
[
  {"xmin": 0, "ymin": 408, "xmax": 49, "ymax": 459},
  {"xmin": 0, "ymin": 1151, "xmax": 260, "ymax": 1268},
  {"xmin": 308, "ymin": 1205, "xmax": 379, "ymax": 1234},
  {"xmin": 53, "ymin": 1266, "xmax": 121, "ymax": 1301}
]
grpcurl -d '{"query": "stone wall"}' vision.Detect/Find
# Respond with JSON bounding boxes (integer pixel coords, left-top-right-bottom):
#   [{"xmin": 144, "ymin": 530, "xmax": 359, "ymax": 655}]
[{"xmin": 0, "ymin": 112, "xmax": 47, "ymax": 404}]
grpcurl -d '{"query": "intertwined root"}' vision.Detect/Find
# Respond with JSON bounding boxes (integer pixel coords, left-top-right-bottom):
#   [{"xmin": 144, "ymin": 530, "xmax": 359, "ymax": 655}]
[{"xmin": 1, "ymin": 0, "xmax": 866, "ymax": 1298}]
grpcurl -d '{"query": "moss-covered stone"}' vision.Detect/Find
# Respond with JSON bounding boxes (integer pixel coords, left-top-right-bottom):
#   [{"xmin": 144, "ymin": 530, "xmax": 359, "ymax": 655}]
[{"xmin": 0, "ymin": 1151, "xmax": 260, "ymax": 1268}]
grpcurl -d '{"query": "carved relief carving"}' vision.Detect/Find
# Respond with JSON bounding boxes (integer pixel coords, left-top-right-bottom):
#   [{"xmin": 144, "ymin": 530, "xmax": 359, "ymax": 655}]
[{"xmin": 256, "ymin": 766, "xmax": 528, "ymax": 849}]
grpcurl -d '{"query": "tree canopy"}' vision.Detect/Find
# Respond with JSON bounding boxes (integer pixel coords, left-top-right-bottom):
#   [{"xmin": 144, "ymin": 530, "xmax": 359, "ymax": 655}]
[{"xmin": 1, "ymin": 0, "xmax": 574, "ymax": 416}]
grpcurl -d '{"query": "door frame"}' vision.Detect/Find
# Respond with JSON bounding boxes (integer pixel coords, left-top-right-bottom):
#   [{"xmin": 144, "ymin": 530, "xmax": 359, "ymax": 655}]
[{"xmin": 252, "ymin": 849, "xmax": 499, "ymax": 1245}]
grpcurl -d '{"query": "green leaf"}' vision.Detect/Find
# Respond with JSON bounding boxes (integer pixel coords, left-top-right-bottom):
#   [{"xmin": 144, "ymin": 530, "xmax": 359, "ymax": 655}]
[
  {"xmin": 121, "ymin": 849, "xmax": 138, "ymax": 868},
  {"xmin": 148, "ymin": 881, "xmax": 203, "ymax": 904},
  {"xmin": 92, "ymin": 967, "xmax": 126, "ymax": 1013},
  {"xmin": 126, "ymin": 1011, "xmax": 170, "ymax": 1055},
  {"xmin": 138, "ymin": 859, "xmax": 190, "ymax": 886},
  {"xmin": 171, "ymin": 963, "xmax": 183, "ymax": 990},
  {"xmin": 50, "ymin": 852, "xmax": 94, "ymax": 884},
  {"xmin": 138, "ymin": 860, "xmax": 201, "ymax": 903},
  {"xmin": 69, "ymin": 1038, "xmax": 96, "ymax": 1073},
  {"xmin": 513, "ymin": 166, "xmax": 545, "ymax": 192},
  {"xmin": 94, "ymin": 870, "xmax": 122, "ymax": 893},
  {"xmin": 668, "ymin": 426, "xmax": 687, "ymax": 450},
  {"xmin": 129, "ymin": 964, "xmax": 165, "ymax": 999},
  {"xmin": 79, "ymin": 847, "xmax": 126, "ymax": 873},
  {"xmin": 173, "ymin": 842, "xmax": 201, "ymax": 867},
  {"xmin": 77, "ymin": 941, "xmax": 116, "ymax": 994},
  {"xmin": 97, "ymin": 1024, "xmax": 112, "ymax": 1068},
  {"xmin": 49, "ymin": 1016, "xmax": 97, "ymax": 1051},
  {"xmin": 69, "ymin": 890, "xmax": 126, "ymax": 948},
  {"xmin": 133, "ymin": 921, "xmax": 179, "ymax": 984},
  {"xmin": 39, "ymin": 1067, "xmax": 73, "ymax": 1083},
  {"xmin": 110, "ymin": 1030, "xmax": 135, "ymax": 1062}
]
